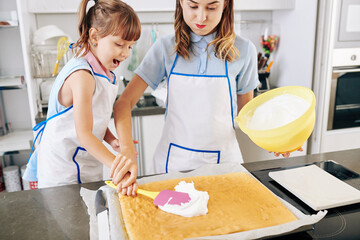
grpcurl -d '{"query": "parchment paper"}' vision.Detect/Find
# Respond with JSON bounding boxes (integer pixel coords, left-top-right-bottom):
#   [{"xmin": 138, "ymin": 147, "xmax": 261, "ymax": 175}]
[{"xmin": 81, "ymin": 163, "xmax": 327, "ymax": 240}]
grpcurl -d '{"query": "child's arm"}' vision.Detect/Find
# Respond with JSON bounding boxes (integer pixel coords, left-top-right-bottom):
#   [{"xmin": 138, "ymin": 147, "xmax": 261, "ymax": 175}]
[{"xmin": 65, "ymin": 70, "xmax": 117, "ymax": 168}]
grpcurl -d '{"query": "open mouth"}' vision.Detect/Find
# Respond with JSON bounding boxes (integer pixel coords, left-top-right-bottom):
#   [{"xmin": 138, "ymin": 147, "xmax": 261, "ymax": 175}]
[{"xmin": 113, "ymin": 59, "xmax": 120, "ymax": 68}]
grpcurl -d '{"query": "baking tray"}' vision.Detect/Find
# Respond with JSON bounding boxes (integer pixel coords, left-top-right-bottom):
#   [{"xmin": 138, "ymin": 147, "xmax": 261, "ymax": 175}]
[
  {"xmin": 105, "ymin": 163, "xmax": 325, "ymax": 240},
  {"xmin": 251, "ymin": 160, "xmax": 360, "ymax": 213},
  {"xmin": 269, "ymin": 161, "xmax": 360, "ymax": 211}
]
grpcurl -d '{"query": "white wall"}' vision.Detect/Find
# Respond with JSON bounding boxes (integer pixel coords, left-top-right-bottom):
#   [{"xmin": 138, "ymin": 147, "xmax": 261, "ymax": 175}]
[{"xmin": 271, "ymin": 0, "xmax": 318, "ymax": 88}]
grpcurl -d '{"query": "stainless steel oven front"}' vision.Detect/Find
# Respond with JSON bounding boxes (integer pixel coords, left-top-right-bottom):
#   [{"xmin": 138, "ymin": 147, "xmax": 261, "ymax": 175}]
[{"xmin": 328, "ymin": 48, "xmax": 360, "ymax": 130}]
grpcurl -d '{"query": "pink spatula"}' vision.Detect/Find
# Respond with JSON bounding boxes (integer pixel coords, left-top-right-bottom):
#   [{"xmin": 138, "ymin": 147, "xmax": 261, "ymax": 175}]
[{"xmin": 105, "ymin": 180, "xmax": 191, "ymax": 206}]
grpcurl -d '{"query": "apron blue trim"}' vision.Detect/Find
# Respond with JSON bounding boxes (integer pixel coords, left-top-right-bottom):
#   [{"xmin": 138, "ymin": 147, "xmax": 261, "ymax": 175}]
[
  {"xmin": 27, "ymin": 106, "xmax": 74, "ymax": 164},
  {"xmin": 225, "ymin": 61, "xmax": 235, "ymax": 128},
  {"xmin": 171, "ymin": 72, "xmax": 227, "ymax": 78},
  {"xmin": 165, "ymin": 54, "xmax": 179, "ymax": 118},
  {"xmin": 165, "ymin": 143, "xmax": 220, "ymax": 173},
  {"xmin": 88, "ymin": 64, "xmax": 117, "ymax": 84},
  {"xmin": 73, "ymin": 147, "xmax": 86, "ymax": 184}
]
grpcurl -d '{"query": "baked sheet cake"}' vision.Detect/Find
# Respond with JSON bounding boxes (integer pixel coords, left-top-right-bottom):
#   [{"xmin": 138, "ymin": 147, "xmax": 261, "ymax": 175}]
[{"xmin": 118, "ymin": 172, "xmax": 297, "ymax": 240}]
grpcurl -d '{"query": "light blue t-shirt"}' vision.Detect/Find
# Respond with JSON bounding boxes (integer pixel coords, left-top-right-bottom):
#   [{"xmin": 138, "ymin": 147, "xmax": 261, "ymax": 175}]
[{"xmin": 135, "ymin": 32, "xmax": 260, "ymax": 118}]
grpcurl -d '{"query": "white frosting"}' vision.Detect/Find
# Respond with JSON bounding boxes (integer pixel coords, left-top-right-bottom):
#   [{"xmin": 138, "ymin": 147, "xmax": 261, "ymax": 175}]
[
  {"xmin": 158, "ymin": 181, "xmax": 209, "ymax": 217},
  {"xmin": 247, "ymin": 94, "xmax": 310, "ymax": 131}
]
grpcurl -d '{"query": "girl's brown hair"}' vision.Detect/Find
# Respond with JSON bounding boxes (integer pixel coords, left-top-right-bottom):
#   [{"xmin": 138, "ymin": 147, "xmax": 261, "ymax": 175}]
[
  {"xmin": 74, "ymin": 0, "xmax": 141, "ymax": 57},
  {"xmin": 174, "ymin": 0, "xmax": 239, "ymax": 62}
]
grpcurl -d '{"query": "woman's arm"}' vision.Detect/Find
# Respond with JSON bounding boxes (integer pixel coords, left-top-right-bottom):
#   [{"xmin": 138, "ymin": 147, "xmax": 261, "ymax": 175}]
[
  {"xmin": 237, "ymin": 91, "xmax": 254, "ymax": 114},
  {"xmin": 111, "ymin": 74, "xmax": 149, "ymax": 190}
]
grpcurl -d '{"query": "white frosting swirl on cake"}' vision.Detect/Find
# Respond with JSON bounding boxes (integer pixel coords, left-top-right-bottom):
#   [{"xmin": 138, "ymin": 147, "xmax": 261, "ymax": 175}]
[{"xmin": 158, "ymin": 181, "xmax": 209, "ymax": 217}]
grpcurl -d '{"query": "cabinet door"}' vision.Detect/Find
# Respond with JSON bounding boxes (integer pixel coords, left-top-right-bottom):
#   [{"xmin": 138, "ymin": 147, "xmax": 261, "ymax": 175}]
[
  {"xmin": 122, "ymin": 0, "xmax": 175, "ymax": 11},
  {"xmin": 27, "ymin": 0, "xmax": 81, "ymax": 13},
  {"xmin": 138, "ymin": 114, "xmax": 164, "ymax": 176},
  {"xmin": 103, "ymin": 116, "xmax": 165, "ymax": 178},
  {"xmin": 102, "ymin": 118, "xmax": 116, "ymax": 180}
]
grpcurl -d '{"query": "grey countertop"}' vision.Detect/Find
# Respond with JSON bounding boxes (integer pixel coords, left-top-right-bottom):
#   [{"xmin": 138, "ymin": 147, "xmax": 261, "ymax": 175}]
[
  {"xmin": 35, "ymin": 93, "xmax": 165, "ymax": 122},
  {"xmin": 1, "ymin": 148, "xmax": 360, "ymax": 239},
  {"xmin": 131, "ymin": 105, "xmax": 166, "ymax": 117},
  {"xmin": 35, "ymin": 105, "xmax": 165, "ymax": 123}
]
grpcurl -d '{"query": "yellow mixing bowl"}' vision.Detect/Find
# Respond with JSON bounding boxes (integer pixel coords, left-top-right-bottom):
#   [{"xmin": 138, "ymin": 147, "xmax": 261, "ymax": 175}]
[{"xmin": 235, "ymin": 86, "xmax": 316, "ymax": 153}]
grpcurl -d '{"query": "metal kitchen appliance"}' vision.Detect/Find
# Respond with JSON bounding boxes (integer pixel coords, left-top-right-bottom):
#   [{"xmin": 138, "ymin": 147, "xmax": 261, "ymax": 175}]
[
  {"xmin": 310, "ymin": 0, "xmax": 360, "ymax": 153},
  {"xmin": 328, "ymin": 48, "xmax": 360, "ymax": 129},
  {"xmin": 329, "ymin": 0, "xmax": 360, "ymax": 129}
]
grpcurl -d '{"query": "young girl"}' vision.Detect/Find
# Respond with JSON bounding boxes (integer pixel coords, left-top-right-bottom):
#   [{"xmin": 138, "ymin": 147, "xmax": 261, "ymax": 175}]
[
  {"xmin": 23, "ymin": 0, "xmax": 141, "ymax": 188},
  {"xmin": 110, "ymin": 0, "xmax": 260, "ymax": 196}
]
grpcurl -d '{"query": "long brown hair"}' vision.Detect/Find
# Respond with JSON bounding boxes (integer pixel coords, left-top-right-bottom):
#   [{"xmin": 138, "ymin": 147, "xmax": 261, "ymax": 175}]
[
  {"xmin": 174, "ymin": 0, "xmax": 239, "ymax": 62},
  {"xmin": 74, "ymin": 0, "xmax": 141, "ymax": 57}
]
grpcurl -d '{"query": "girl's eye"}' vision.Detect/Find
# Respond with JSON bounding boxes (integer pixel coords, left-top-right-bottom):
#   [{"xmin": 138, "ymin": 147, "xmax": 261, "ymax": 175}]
[
  {"xmin": 189, "ymin": 5, "xmax": 197, "ymax": 9},
  {"xmin": 208, "ymin": 7, "xmax": 216, "ymax": 10},
  {"xmin": 116, "ymin": 43, "xmax": 123, "ymax": 47}
]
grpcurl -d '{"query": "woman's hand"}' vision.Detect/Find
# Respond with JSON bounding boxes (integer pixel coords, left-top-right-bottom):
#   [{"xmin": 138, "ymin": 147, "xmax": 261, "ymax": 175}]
[
  {"xmin": 110, "ymin": 146, "xmax": 138, "ymax": 188},
  {"xmin": 271, "ymin": 147, "xmax": 304, "ymax": 158}
]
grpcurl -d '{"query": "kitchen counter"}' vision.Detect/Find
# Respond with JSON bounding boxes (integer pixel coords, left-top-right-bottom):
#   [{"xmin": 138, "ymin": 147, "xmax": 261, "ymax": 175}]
[
  {"xmin": 1, "ymin": 149, "xmax": 360, "ymax": 239},
  {"xmin": 35, "ymin": 106, "xmax": 165, "ymax": 123}
]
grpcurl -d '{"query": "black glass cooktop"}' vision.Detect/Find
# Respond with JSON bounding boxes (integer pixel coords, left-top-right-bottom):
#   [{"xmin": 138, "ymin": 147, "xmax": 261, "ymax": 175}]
[{"xmin": 251, "ymin": 160, "xmax": 360, "ymax": 239}]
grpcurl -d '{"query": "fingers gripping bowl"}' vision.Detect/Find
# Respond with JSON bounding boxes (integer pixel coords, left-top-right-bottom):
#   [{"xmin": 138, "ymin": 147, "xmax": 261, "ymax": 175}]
[{"xmin": 235, "ymin": 86, "xmax": 316, "ymax": 153}]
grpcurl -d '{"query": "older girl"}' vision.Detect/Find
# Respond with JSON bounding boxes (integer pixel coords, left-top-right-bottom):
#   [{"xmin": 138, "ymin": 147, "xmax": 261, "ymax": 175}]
[{"xmin": 112, "ymin": 0, "xmax": 259, "ymax": 195}]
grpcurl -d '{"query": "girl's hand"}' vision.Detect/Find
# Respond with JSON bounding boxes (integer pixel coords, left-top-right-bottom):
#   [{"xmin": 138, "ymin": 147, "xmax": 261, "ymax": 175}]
[
  {"xmin": 109, "ymin": 139, "xmax": 121, "ymax": 153},
  {"xmin": 110, "ymin": 147, "xmax": 138, "ymax": 188},
  {"xmin": 117, "ymin": 172, "xmax": 138, "ymax": 196},
  {"xmin": 271, "ymin": 147, "xmax": 304, "ymax": 158}
]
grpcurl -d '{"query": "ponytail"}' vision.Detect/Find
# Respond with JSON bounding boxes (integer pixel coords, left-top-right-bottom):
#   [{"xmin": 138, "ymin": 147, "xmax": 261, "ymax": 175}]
[{"xmin": 74, "ymin": 0, "xmax": 92, "ymax": 57}]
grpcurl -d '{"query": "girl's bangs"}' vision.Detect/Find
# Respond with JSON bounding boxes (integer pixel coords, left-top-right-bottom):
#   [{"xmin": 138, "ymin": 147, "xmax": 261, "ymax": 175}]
[{"xmin": 111, "ymin": 13, "xmax": 141, "ymax": 41}]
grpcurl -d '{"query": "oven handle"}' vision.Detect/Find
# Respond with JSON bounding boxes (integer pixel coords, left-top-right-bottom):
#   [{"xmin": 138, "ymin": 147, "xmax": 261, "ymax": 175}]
[{"xmin": 333, "ymin": 67, "xmax": 360, "ymax": 73}]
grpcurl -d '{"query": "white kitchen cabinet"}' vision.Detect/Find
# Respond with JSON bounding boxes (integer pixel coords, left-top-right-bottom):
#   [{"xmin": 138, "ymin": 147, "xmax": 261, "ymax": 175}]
[
  {"xmin": 27, "ymin": 0, "xmax": 295, "ymax": 13},
  {"xmin": 235, "ymin": 0, "xmax": 295, "ymax": 11},
  {"xmin": 133, "ymin": 114, "xmax": 165, "ymax": 176},
  {"xmin": 27, "ymin": 0, "xmax": 81, "ymax": 13}
]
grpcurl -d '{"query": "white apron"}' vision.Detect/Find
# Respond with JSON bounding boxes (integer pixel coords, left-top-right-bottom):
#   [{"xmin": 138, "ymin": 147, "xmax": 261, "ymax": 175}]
[
  {"xmin": 36, "ymin": 69, "xmax": 118, "ymax": 188},
  {"xmin": 153, "ymin": 55, "xmax": 242, "ymax": 174}
]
